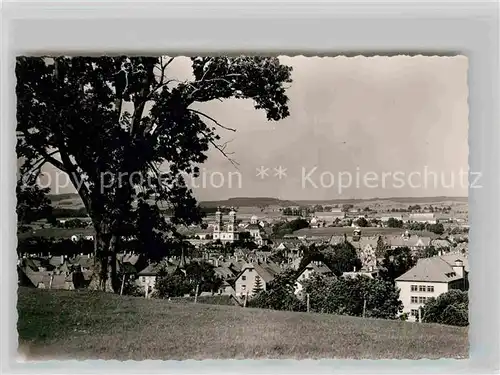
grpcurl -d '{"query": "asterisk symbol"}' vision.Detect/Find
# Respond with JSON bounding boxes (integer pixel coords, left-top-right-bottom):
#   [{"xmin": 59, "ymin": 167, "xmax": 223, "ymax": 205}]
[
  {"xmin": 274, "ymin": 166, "xmax": 287, "ymax": 179},
  {"xmin": 256, "ymin": 166, "xmax": 269, "ymax": 179}
]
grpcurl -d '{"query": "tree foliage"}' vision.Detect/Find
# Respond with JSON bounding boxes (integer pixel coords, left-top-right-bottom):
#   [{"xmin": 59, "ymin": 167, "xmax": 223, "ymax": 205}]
[
  {"xmin": 303, "ymin": 274, "xmax": 402, "ymax": 319},
  {"xmin": 356, "ymin": 217, "xmax": 368, "ymax": 228},
  {"xmin": 387, "ymin": 218, "xmax": 404, "ymax": 228},
  {"xmin": 298, "ymin": 242, "xmax": 362, "ymax": 277},
  {"xmin": 427, "ymin": 223, "xmax": 445, "ymax": 235},
  {"xmin": 421, "ymin": 289, "xmax": 468, "ymax": 326},
  {"xmin": 16, "ymin": 56, "xmax": 292, "ymax": 291},
  {"xmin": 341, "ymin": 204, "xmax": 354, "ymax": 213},
  {"xmin": 248, "ymin": 269, "xmax": 305, "ymax": 312},
  {"xmin": 379, "ymin": 246, "xmax": 416, "ymax": 282},
  {"xmin": 155, "ymin": 270, "xmax": 191, "ymax": 298},
  {"xmin": 272, "ymin": 218, "xmax": 309, "ymax": 237},
  {"xmin": 252, "ymin": 275, "xmax": 263, "ymax": 295},
  {"xmin": 375, "ymin": 235, "xmax": 386, "ymax": 257},
  {"xmin": 16, "ymin": 183, "xmax": 52, "ymax": 225}
]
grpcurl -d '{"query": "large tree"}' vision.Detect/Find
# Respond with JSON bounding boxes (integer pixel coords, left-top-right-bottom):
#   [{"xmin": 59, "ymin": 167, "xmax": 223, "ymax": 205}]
[
  {"xmin": 16, "ymin": 183, "xmax": 52, "ymax": 225},
  {"xmin": 421, "ymin": 289, "xmax": 468, "ymax": 326},
  {"xmin": 378, "ymin": 246, "xmax": 416, "ymax": 282},
  {"xmin": 16, "ymin": 56, "xmax": 292, "ymax": 291}
]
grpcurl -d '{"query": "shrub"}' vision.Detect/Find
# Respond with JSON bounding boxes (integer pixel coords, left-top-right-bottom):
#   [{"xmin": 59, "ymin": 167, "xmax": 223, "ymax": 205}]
[{"xmin": 422, "ymin": 289, "xmax": 468, "ymax": 326}]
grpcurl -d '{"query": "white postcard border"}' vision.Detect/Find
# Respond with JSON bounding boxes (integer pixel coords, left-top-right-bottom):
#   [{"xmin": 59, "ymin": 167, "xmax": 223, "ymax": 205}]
[{"xmin": 1, "ymin": 1, "xmax": 498, "ymax": 374}]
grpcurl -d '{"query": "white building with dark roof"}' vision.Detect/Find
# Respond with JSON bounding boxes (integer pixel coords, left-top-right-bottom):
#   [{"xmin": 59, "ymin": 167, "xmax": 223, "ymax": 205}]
[
  {"xmin": 234, "ymin": 260, "xmax": 282, "ymax": 297},
  {"xmin": 395, "ymin": 253, "xmax": 468, "ymax": 321}
]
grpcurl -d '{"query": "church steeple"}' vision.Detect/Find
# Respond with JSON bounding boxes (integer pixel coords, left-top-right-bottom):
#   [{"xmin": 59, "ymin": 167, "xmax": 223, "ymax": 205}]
[
  {"xmin": 228, "ymin": 207, "xmax": 236, "ymax": 233},
  {"xmin": 215, "ymin": 206, "xmax": 223, "ymax": 232}
]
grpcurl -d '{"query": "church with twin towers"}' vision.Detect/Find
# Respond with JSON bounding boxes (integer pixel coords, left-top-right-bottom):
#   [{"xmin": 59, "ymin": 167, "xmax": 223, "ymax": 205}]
[{"xmin": 212, "ymin": 207, "xmax": 240, "ymax": 243}]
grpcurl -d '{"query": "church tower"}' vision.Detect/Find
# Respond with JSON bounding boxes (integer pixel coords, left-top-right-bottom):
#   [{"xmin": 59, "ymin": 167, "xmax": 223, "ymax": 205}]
[
  {"xmin": 228, "ymin": 207, "xmax": 236, "ymax": 233},
  {"xmin": 214, "ymin": 207, "xmax": 223, "ymax": 233}
]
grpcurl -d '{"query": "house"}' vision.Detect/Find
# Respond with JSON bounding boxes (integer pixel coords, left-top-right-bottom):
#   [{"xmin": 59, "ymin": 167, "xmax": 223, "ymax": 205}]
[
  {"xmin": 217, "ymin": 280, "xmax": 237, "ymax": 296},
  {"xmin": 309, "ymin": 216, "xmax": 322, "ymax": 228},
  {"xmin": 328, "ymin": 231, "xmax": 380, "ymax": 259},
  {"xmin": 214, "ymin": 265, "xmax": 236, "ymax": 280},
  {"xmin": 314, "ymin": 211, "xmax": 346, "ymax": 225},
  {"xmin": 273, "ymin": 242, "xmax": 303, "ymax": 262},
  {"xmin": 342, "ymin": 269, "xmax": 377, "ymax": 279},
  {"xmin": 18, "ymin": 266, "xmax": 78, "ymax": 290},
  {"xmin": 408, "ymin": 213, "xmax": 437, "ymax": 224},
  {"xmin": 294, "ymin": 260, "xmax": 333, "ymax": 296},
  {"xmin": 381, "ymin": 215, "xmax": 404, "ymax": 223},
  {"xmin": 430, "ymin": 239, "xmax": 452, "ymax": 250},
  {"xmin": 70, "ymin": 253, "xmax": 94, "ymax": 271},
  {"xmin": 395, "ymin": 253, "xmax": 468, "ymax": 322},
  {"xmin": 244, "ymin": 215, "xmax": 267, "ymax": 246},
  {"xmin": 234, "ymin": 260, "xmax": 282, "ymax": 297},
  {"xmin": 136, "ymin": 262, "xmax": 179, "ymax": 297},
  {"xmin": 194, "ymin": 229, "xmax": 212, "ymax": 240},
  {"xmin": 386, "ymin": 231, "xmax": 431, "ymax": 252}
]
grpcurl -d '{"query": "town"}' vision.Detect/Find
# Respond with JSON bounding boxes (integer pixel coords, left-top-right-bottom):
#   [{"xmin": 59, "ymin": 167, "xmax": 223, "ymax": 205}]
[
  {"xmin": 15, "ymin": 55, "xmax": 469, "ymax": 360},
  {"xmin": 18, "ymin": 197, "xmax": 469, "ymax": 324}
]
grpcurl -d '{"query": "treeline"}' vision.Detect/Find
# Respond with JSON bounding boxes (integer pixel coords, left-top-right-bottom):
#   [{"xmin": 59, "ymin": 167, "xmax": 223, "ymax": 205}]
[
  {"xmin": 272, "ymin": 218, "xmax": 309, "ymax": 236},
  {"xmin": 386, "ymin": 218, "xmax": 445, "ymax": 235},
  {"xmin": 52, "ymin": 207, "xmax": 88, "ymax": 218},
  {"xmin": 248, "ymin": 271, "xmax": 403, "ymax": 320}
]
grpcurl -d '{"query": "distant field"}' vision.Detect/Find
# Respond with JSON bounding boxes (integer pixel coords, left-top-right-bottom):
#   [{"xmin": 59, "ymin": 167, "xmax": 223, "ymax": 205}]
[
  {"xmin": 17, "ymin": 227, "xmax": 95, "ymax": 240},
  {"xmin": 293, "ymin": 227, "xmax": 439, "ymax": 238},
  {"xmin": 17, "ymin": 288, "xmax": 468, "ymax": 360},
  {"xmin": 48, "ymin": 193, "xmax": 468, "ymax": 210}
]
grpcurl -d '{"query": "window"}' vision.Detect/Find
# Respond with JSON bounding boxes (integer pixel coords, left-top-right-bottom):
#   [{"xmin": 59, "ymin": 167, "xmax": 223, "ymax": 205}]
[
  {"xmin": 427, "ymin": 285, "xmax": 434, "ymax": 292},
  {"xmin": 418, "ymin": 296, "xmax": 427, "ymax": 304},
  {"xmin": 242, "ymin": 276, "xmax": 246, "ymax": 281},
  {"xmin": 419, "ymin": 285, "xmax": 426, "ymax": 292},
  {"xmin": 248, "ymin": 269, "xmax": 253, "ymax": 272},
  {"xmin": 241, "ymin": 285, "xmax": 246, "ymax": 290},
  {"xmin": 141, "ymin": 277, "xmax": 146, "ymax": 282},
  {"xmin": 411, "ymin": 309, "xmax": 419, "ymax": 317},
  {"xmin": 411, "ymin": 296, "xmax": 418, "ymax": 304},
  {"xmin": 411, "ymin": 285, "xmax": 418, "ymax": 292}
]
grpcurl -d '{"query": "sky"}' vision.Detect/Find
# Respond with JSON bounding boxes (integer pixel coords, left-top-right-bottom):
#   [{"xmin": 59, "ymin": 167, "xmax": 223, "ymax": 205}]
[{"xmin": 38, "ymin": 55, "xmax": 469, "ymax": 201}]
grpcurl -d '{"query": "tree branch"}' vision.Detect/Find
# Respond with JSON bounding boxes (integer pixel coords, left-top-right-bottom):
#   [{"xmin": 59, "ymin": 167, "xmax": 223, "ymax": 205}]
[
  {"xmin": 58, "ymin": 151, "xmax": 93, "ymax": 217},
  {"xmin": 188, "ymin": 109, "xmax": 236, "ymax": 132},
  {"xmin": 27, "ymin": 143, "xmax": 67, "ymax": 173},
  {"xmin": 199, "ymin": 131, "xmax": 239, "ymax": 169}
]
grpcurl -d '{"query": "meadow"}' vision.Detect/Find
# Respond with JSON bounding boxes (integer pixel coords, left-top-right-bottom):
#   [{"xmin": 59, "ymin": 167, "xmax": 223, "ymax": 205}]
[{"xmin": 18, "ymin": 287, "xmax": 468, "ymax": 360}]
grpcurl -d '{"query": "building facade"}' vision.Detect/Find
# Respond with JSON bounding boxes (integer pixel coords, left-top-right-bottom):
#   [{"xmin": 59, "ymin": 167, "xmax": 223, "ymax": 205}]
[
  {"xmin": 213, "ymin": 207, "xmax": 239, "ymax": 243},
  {"xmin": 395, "ymin": 254, "xmax": 468, "ymax": 321}
]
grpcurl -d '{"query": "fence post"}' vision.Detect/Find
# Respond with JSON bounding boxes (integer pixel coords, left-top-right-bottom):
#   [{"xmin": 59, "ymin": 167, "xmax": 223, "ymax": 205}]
[
  {"xmin": 363, "ymin": 298, "xmax": 367, "ymax": 318},
  {"xmin": 120, "ymin": 275, "xmax": 126, "ymax": 296},
  {"xmin": 194, "ymin": 284, "xmax": 199, "ymax": 304},
  {"xmin": 306, "ymin": 293, "xmax": 310, "ymax": 313}
]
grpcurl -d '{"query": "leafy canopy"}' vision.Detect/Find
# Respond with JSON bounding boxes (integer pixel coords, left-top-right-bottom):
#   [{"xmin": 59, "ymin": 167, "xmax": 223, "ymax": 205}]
[{"xmin": 16, "ymin": 56, "xmax": 293, "ymax": 257}]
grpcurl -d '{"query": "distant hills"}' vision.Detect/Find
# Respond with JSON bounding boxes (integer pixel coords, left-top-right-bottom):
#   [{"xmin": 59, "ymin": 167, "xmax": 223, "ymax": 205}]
[
  {"xmin": 200, "ymin": 197, "xmax": 297, "ymax": 208},
  {"xmin": 48, "ymin": 193, "xmax": 468, "ymax": 209}
]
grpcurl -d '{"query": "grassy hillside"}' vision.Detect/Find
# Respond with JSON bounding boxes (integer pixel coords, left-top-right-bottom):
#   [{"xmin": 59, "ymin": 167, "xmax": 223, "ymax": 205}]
[{"xmin": 17, "ymin": 287, "xmax": 468, "ymax": 360}]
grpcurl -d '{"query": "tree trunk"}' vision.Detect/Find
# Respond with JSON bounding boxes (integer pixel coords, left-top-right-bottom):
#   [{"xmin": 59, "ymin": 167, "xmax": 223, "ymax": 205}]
[{"xmin": 87, "ymin": 226, "xmax": 118, "ymax": 293}]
